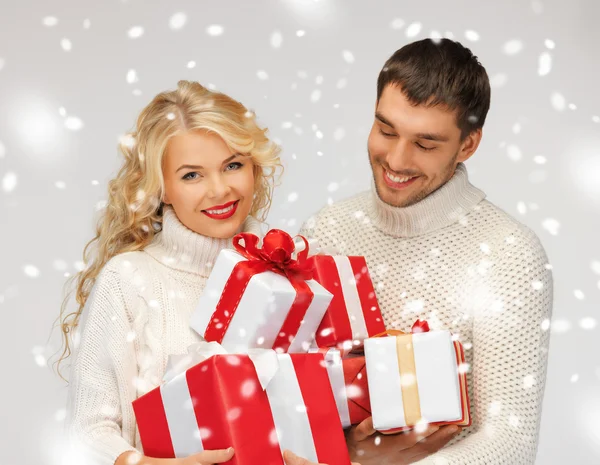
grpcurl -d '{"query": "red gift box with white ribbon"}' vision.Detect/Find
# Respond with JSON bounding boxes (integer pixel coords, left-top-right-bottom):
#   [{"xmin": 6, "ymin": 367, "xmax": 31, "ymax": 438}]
[
  {"xmin": 318, "ymin": 348, "xmax": 371, "ymax": 428},
  {"xmin": 132, "ymin": 342, "xmax": 351, "ymax": 465},
  {"xmin": 309, "ymin": 255, "xmax": 386, "ymax": 349},
  {"xmin": 190, "ymin": 230, "xmax": 333, "ymax": 354}
]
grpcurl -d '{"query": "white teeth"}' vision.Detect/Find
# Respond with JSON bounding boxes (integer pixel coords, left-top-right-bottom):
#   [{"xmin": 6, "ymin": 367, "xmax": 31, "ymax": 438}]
[
  {"xmin": 386, "ymin": 171, "xmax": 414, "ymax": 183},
  {"xmin": 206, "ymin": 203, "xmax": 235, "ymax": 215}
]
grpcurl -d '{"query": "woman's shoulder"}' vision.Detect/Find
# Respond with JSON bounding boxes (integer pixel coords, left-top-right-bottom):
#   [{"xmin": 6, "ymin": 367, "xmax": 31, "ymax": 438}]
[{"xmin": 100, "ymin": 250, "xmax": 158, "ymax": 283}]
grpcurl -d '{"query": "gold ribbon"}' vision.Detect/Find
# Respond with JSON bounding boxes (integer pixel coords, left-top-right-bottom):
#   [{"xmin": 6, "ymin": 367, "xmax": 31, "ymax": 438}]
[{"xmin": 373, "ymin": 329, "xmax": 422, "ymax": 426}]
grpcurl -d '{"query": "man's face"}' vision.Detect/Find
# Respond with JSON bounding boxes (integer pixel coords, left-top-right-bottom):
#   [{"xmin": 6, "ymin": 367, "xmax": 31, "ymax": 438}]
[{"xmin": 368, "ymin": 84, "xmax": 481, "ymax": 208}]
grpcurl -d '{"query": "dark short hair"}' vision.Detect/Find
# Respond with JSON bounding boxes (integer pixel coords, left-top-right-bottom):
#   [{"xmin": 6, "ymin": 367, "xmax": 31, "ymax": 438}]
[{"xmin": 377, "ymin": 39, "xmax": 491, "ymax": 139}]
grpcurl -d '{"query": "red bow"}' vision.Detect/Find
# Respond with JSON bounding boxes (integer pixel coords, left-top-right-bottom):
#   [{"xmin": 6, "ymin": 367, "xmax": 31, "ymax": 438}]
[
  {"xmin": 204, "ymin": 230, "xmax": 316, "ymax": 353},
  {"xmin": 233, "ymin": 230, "xmax": 314, "ymax": 281}
]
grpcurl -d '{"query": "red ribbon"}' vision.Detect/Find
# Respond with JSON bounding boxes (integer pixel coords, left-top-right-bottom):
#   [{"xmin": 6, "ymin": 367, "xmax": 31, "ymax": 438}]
[
  {"xmin": 410, "ymin": 319, "xmax": 430, "ymax": 333},
  {"xmin": 203, "ymin": 229, "xmax": 316, "ymax": 352},
  {"xmin": 372, "ymin": 319, "xmax": 431, "ymax": 339}
]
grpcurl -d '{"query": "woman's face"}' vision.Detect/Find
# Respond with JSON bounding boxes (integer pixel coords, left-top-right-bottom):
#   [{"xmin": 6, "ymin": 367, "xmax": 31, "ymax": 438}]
[{"xmin": 162, "ymin": 130, "xmax": 255, "ymax": 239}]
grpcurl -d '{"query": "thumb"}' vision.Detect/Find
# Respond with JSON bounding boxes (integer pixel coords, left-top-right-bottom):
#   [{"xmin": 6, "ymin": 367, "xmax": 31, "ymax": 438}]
[
  {"xmin": 192, "ymin": 447, "xmax": 234, "ymax": 464},
  {"xmin": 352, "ymin": 416, "xmax": 376, "ymax": 442},
  {"xmin": 283, "ymin": 450, "xmax": 322, "ymax": 465}
]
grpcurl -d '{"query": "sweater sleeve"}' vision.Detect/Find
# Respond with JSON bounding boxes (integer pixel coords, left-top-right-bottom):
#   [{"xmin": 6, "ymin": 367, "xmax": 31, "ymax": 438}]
[
  {"xmin": 415, "ymin": 228, "xmax": 553, "ymax": 465},
  {"xmin": 65, "ymin": 265, "xmax": 140, "ymax": 465}
]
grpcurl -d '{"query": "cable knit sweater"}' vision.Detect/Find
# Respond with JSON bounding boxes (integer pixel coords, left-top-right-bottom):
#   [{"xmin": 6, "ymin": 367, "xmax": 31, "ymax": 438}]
[
  {"xmin": 299, "ymin": 164, "xmax": 553, "ymax": 465},
  {"xmin": 65, "ymin": 207, "xmax": 263, "ymax": 465}
]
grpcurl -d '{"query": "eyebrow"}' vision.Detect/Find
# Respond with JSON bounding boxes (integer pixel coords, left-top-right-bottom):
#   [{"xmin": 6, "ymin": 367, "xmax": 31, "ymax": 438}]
[
  {"xmin": 176, "ymin": 153, "xmax": 240, "ymax": 173},
  {"xmin": 375, "ymin": 112, "xmax": 449, "ymax": 142}
]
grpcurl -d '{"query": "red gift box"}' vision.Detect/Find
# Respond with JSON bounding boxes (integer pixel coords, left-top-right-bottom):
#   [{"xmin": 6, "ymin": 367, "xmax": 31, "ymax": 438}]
[
  {"xmin": 318, "ymin": 348, "xmax": 371, "ymax": 428},
  {"xmin": 132, "ymin": 348, "xmax": 351, "ymax": 465},
  {"xmin": 309, "ymin": 255, "xmax": 385, "ymax": 348}
]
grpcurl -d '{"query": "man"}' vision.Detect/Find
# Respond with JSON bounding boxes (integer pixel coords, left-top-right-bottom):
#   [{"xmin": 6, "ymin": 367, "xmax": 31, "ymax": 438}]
[{"xmin": 299, "ymin": 38, "xmax": 553, "ymax": 464}]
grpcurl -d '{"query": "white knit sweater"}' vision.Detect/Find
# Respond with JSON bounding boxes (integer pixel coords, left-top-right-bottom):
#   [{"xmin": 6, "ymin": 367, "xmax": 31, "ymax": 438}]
[
  {"xmin": 299, "ymin": 164, "xmax": 553, "ymax": 465},
  {"xmin": 65, "ymin": 207, "xmax": 263, "ymax": 465}
]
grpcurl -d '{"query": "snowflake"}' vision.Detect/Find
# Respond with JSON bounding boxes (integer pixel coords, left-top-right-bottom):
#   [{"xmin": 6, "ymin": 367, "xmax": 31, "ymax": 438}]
[
  {"xmin": 465, "ymin": 30, "xmax": 480, "ymax": 42},
  {"xmin": 2, "ymin": 171, "xmax": 17, "ymax": 192},
  {"xmin": 538, "ymin": 52, "xmax": 552, "ymax": 76},
  {"xmin": 126, "ymin": 69, "xmax": 139, "ymax": 84},
  {"xmin": 405, "ymin": 22, "xmax": 422, "ymax": 38},
  {"xmin": 296, "ymin": 30, "xmax": 305, "ymax": 37},
  {"xmin": 580, "ymin": 317, "xmax": 596, "ymax": 330},
  {"xmin": 206, "ymin": 25, "xmax": 224, "ymax": 36},
  {"xmin": 342, "ymin": 50, "xmax": 355, "ymax": 64},
  {"xmin": 550, "ymin": 92, "xmax": 566, "ymax": 111},
  {"xmin": 507, "ymin": 144, "xmax": 522, "ymax": 162},
  {"xmin": 390, "ymin": 18, "xmax": 405, "ymax": 30},
  {"xmin": 42, "ymin": 16, "xmax": 58, "ymax": 27},
  {"xmin": 503, "ymin": 39, "xmax": 523, "ymax": 55},
  {"xmin": 169, "ymin": 12, "xmax": 187, "ymax": 30},
  {"xmin": 270, "ymin": 30, "xmax": 283, "ymax": 48},
  {"xmin": 127, "ymin": 26, "xmax": 144, "ymax": 39},
  {"xmin": 24, "ymin": 265, "xmax": 40, "ymax": 278},
  {"xmin": 65, "ymin": 116, "xmax": 84, "ymax": 131},
  {"xmin": 542, "ymin": 218, "xmax": 560, "ymax": 235},
  {"xmin": 60, "ymin": 38, "xmax": 72, "ymax": 51}
]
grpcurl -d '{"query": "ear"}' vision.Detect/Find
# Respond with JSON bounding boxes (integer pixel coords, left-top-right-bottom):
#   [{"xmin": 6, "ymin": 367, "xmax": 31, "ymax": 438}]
[
  {"xmin": 457, "ymin": 128, "xmax": 482, "ymax": 163},
  {"xmin": 162, "ymin": 192, "xmax": 171, "ymax": 205}
]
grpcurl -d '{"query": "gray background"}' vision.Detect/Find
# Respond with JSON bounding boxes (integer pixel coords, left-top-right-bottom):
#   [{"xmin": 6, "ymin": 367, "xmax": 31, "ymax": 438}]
[{"xmin": 1, "ymin": 0, "xmax": 599, "ymax": 463}]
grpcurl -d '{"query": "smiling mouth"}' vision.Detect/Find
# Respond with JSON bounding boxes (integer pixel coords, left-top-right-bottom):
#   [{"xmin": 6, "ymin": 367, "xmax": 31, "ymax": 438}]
[
  {"xmin": 383, "ymin": 169, "xmax": 420, "ymax": 189},
  {"xmin": 201, "ymin": 200, "xmax": 239, "ymax": 219}
]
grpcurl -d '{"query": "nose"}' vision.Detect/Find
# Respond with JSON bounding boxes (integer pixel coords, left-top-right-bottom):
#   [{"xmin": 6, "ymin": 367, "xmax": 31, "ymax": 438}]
[
  {"xmin": 206, "ymin": 173, "xmax": 232, "ymax": 199},
  {"xmin": 386, "ymin": 138, "xmax": 413, "ymax": 173}
]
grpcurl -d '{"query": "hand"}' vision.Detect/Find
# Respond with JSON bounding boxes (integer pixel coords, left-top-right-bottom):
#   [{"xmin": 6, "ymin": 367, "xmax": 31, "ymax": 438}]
[
  {"xmin": 180, "ymin": 448, "xmax": 235, "ymax": 464},
  {"xmin": 116, "ymin": 447, "xmax": 234, "ymax": 465},
  {"xmin": 345, "ymin": 417, "xmax": 461, "ymax": 465},
  {"xmin": 283, "ymin": 450, "xmax": 361, "ymax": 465}
]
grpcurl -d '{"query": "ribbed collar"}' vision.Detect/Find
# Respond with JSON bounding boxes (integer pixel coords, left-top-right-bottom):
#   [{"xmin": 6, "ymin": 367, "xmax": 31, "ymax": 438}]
[
  {"xmin": 369, "ymin": 163, "xmax": 486, "ymax": 238},
  {"xmin": 144, "ymin": 206, "xmax": 263, "ymax": 276}
]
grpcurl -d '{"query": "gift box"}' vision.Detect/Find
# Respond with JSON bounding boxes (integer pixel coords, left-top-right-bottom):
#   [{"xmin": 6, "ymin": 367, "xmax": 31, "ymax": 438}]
[
  {"xmin": 364, "ymin": 321, "xmax": 471, "ymax": 432},
  {"xmin": 132, "ymin": 342, "xmax": 351, "ymax": 465},
  {"xmin": 309, "ymin": 255, "xmax": 386, "ymax": 348},
  {"xmin": 318, "ymin": 348, "xmax": 371, "ymax": 428},
  {"xmin": 191, "ymin": 230, "xmax": 333, "ymax": 353}
]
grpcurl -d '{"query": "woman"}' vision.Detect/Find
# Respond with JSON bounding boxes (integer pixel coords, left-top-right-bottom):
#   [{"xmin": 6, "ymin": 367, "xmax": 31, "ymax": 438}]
[{"xmin": 57, "ymin": 80, "xmax": 332, "ymax": 465}]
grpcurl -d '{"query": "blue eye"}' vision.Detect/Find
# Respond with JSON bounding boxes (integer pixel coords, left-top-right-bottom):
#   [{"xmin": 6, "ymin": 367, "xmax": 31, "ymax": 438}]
[
  {"xmin": 182, "ymin": 172, "xmax": 200, "ymax": 180},
  {"xmin": 226, "ymin": 162, "xmax": 243, "ymax": 171}
]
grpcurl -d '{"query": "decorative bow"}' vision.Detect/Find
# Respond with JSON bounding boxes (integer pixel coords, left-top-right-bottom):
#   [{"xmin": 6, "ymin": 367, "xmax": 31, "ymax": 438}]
[{"xmin": 233, "ymin": 230, "xmax": 314, "ymax": 281}]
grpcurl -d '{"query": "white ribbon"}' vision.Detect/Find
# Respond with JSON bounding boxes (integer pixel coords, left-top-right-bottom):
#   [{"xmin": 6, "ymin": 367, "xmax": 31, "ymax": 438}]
[{"xmin": 162, "ymin": 341, "xmax": 280, "ymax": 390}]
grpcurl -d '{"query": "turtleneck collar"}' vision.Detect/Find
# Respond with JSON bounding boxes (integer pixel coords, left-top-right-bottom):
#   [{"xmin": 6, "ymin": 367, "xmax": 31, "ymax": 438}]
[
  {"xmin": 369, "ymin": 163, "xmax": 486, "ymax": 238},
  {"xmin": 144, "ymin": 206, "xmax": 263, "ymax": 276}
]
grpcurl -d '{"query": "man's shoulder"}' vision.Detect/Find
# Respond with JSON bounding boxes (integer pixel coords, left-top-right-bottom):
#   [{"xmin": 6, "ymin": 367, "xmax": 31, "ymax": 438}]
[{"xmin": 476, "ymin": 199, "xmax": 547, "ymax": 257}]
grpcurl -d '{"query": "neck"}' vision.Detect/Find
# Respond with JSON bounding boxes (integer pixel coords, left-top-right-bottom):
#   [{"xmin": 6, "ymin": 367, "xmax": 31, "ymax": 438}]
[
  {"xmin": 369, "ymin": 163, "xmax": 486, "ymax": 237},
  {"xmin": 144, "ymin": 206, "xmax": 263, "ymax": 275}
]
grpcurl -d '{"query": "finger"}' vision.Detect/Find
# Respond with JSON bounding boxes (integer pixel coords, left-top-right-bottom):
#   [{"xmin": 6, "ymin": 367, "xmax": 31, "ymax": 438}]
[
  {"xmin": 192, "ymin": 447, "xmax": 235, "ymax": 464},
  {"xmin": 351, "ymin": 416, "xmax": 376, "ymax": 442},
  {"xmin": 283, "ymin": 449, "xmax": 325, "ymax": 465}
]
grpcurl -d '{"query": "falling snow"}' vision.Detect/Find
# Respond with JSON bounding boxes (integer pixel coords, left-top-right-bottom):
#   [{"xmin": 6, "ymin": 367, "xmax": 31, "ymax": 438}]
[
  {"xmin": 503, "ymin": 39, "xmax": 523, "ymax": 55},
  {"xmin": 2, "ymin": 171, "xmax": 17, "ymax": 192},
  {"xmin": 270, "ymin": 31, "xmax": 283, "ymax": 48},
  {"xmin": 404, "ymin": 22, "xmax": 421, "ymax": 38},
  {"xmin": 128, "ymin": 26, "xmax": 144, "ymax": 39},
  {"xmin": 169, "ymin": 12, "xmax": 187, "ymax": 30}
]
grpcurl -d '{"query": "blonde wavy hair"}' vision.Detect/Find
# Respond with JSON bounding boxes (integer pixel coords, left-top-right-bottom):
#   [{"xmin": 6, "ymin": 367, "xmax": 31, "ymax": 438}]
[{"xmin": 55, "ymin": 80, "xmax": 282, "ymax": 379}]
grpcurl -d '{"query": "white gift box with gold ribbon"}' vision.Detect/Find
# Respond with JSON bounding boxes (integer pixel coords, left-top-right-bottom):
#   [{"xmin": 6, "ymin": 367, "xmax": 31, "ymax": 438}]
[{"xmin": 364, "ymin": 329, "xmax": 470, "ymax": 431}]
